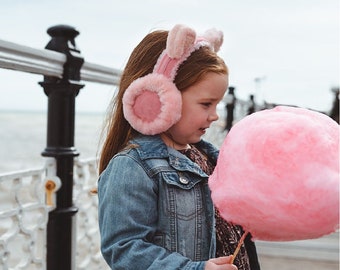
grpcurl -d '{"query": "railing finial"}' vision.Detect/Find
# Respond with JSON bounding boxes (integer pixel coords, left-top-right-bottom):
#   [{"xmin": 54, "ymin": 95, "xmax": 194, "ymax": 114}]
[{"xmin": 45, "ymin": 24, "xmax": 84, "ymax": 81}]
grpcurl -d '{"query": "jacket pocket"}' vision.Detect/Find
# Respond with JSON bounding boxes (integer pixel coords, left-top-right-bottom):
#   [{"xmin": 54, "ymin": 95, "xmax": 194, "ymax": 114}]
[{"xmin": 162, "ymin": 171, "xmax": 204, "ymax": 220}]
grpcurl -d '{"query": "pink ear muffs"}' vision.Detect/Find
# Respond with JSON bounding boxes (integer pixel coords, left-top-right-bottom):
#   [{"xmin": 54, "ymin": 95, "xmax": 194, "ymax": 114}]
[
  {"xmin": 122, "ymin": 24, "xmax": 223, "ymax": 135},
  {"xmin": 122, "ymin": 73, "xmax": 182, "ymax": 135}
]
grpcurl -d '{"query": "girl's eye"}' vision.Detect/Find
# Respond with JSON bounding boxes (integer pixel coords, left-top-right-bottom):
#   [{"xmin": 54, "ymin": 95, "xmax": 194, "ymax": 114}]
[{"xmin": 201, "ymin": 103, "xmax": 211, "ymax": 107}]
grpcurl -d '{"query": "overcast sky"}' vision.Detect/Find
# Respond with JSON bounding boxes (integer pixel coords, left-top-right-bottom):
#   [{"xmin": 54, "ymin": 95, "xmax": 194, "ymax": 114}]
[{"xmin": 0, "ymin": 0, "xmax": 339, "ymax": 113}]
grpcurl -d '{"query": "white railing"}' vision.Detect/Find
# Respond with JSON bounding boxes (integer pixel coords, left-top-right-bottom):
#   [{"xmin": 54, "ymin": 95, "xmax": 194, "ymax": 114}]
[
  {"xmin": 0, "ymin": 157, "xmax": 111, "ymax": 270},
  {"xmin": 0, "ymin": 165, "xmax": 51, "ymax": 269},
  {"xmin": 0, "ymin": 39, "xmax": 121, "ymax": 84}
]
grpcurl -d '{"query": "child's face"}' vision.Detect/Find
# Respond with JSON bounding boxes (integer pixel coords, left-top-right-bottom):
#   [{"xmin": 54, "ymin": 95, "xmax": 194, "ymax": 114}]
[{"xmin": 167, "ymin": 72, "xmax": 228, "ymax": 146}]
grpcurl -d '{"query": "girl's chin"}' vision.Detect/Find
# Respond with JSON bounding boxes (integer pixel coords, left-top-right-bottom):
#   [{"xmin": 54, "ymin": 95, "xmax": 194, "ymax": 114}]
[{"xmin": 189, "ymin": 135, "xmax": 203, "ymax": 144}]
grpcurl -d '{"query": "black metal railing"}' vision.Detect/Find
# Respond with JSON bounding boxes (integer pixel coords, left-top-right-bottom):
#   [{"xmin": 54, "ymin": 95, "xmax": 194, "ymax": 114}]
[{"xmin": 0, "ymin": 24, "xmax": 121, "ymax": 270}]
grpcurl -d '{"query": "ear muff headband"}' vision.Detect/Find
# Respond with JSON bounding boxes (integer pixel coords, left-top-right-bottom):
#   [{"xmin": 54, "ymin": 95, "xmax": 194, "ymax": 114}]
[{"xmin": 122, "ymin": 24, "xmax": 223, "ymax": 135}]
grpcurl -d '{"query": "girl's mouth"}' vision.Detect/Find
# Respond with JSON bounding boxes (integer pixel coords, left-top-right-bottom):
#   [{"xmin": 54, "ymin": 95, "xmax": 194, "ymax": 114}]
[{"xmin": 199, "ymin": 128, "xmax": 207, "ymax": 134}]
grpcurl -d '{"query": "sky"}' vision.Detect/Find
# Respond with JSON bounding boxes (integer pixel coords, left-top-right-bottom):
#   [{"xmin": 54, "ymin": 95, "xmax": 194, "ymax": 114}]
[{"xmin": 0, "ymin": 0, "xmax": 339, "ymax": 113}]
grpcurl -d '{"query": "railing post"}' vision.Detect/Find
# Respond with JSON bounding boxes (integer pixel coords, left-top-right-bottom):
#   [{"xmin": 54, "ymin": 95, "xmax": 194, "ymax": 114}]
[{"xmin": 39, "ymin": 25, "xmax": 84, "ymax": 270}]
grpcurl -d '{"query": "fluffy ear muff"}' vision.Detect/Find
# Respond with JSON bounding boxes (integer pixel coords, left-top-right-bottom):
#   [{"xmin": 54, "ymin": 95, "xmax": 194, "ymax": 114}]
[
  {"xmin": 166, "ymin": 24, "xmax": 196, "ymax": 59},
  {"xmin": 123, "ymin": 73, "xmax": 182, "ymax": 135},
  {"xmin": 201, "ymin": 28, "xmax": 223, "ymax": 52}
]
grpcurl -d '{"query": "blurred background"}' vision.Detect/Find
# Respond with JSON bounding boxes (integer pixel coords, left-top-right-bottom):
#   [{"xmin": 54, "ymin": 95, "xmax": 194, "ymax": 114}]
[{"xmin": 0, "ymin": 0, "xmax": 339, "ymax": 114}]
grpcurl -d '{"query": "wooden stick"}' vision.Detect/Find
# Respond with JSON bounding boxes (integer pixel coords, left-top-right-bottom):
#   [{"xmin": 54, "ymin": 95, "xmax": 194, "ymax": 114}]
[{"xmin": 230, "ymin": 231, "xmax": 249, "ymax": 264}]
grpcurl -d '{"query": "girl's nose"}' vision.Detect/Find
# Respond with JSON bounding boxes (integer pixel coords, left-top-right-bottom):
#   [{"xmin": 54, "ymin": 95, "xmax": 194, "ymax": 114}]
[{"xmin": 208, "ymin": 109, "xmax": 219, "ymax": 122}]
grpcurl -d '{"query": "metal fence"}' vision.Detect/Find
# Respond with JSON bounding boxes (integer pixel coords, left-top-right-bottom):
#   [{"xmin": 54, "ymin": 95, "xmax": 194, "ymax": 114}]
[{"xmin": 0, "ymin": 24, "xmax": 120, "ymax": 270}]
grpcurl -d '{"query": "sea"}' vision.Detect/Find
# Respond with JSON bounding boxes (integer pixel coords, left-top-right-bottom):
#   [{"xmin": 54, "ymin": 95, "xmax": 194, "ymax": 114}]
[
  {"xmin": 0, "ymin": 102, "xmax": 232, "ymax": 174},
  {"xmin": 0, "ymin": 110, "xmax": 106, "ymax": 173}
]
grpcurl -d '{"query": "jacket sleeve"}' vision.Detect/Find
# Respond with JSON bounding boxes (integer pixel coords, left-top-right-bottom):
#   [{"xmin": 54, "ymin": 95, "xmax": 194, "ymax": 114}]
[{"xmin": 98, "ymin": 154, "xmax": 205, "ymax": 270}]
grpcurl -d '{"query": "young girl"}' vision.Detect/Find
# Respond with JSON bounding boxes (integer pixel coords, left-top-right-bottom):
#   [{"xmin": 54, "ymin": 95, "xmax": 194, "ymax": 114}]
[{"xmin": 98, "ymin": 24, "xmax": 260, "ymax": 270}]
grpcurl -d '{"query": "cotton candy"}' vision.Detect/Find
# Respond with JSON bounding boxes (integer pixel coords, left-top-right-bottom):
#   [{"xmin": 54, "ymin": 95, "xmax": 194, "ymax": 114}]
[{"xmin": 209, "ymin": 106, "xmax": 339, "ymax": 241}]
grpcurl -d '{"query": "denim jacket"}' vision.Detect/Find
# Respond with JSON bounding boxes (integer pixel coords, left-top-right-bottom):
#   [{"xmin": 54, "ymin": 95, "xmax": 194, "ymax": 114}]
[{"xmin": 98, "ymin": 135, "xmax": 220, "ymax": 270}]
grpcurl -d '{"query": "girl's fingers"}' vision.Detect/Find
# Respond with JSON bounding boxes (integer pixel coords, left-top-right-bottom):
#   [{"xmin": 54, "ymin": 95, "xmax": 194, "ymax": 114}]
[{"xmin": 209, "ymin": 255, "xmax": 234, "ymax": 265}]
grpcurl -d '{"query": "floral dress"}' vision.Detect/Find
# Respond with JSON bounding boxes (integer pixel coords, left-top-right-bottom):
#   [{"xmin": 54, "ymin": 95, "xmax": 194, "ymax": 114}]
[{"xmin": 180, "ymin": 144, "xmax": 251, "ymax": 270}]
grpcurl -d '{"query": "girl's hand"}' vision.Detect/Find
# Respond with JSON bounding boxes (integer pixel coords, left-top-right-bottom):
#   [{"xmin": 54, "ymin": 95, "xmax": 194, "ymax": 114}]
[{"xmin": 205, "ymin": 256, "xmax": 238, "ymax": 270}]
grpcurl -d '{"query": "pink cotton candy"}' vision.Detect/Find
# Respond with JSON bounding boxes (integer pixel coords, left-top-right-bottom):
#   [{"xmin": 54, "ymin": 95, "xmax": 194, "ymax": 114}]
[{"xmin": 209, "ymin": 106, "xmax": 339, "ymax": 241}]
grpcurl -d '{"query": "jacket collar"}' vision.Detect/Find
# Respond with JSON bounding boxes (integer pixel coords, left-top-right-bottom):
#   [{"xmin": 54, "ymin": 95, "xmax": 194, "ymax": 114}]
[{"xmin": 131, "ymin": 135, "xmax": 219, "ymax": 176}]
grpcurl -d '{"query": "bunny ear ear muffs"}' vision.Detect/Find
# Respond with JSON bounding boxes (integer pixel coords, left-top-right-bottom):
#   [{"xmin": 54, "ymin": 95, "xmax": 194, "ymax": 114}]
[{"xmin": 122, "ymin": 24, "xmax": 223, "ymax": 135}]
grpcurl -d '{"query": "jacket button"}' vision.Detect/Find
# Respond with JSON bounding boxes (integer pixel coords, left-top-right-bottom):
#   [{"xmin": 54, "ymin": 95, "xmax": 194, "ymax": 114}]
[{"xmin": 179, "ymin": 177, "xmax": 189, "ymax": 184}]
